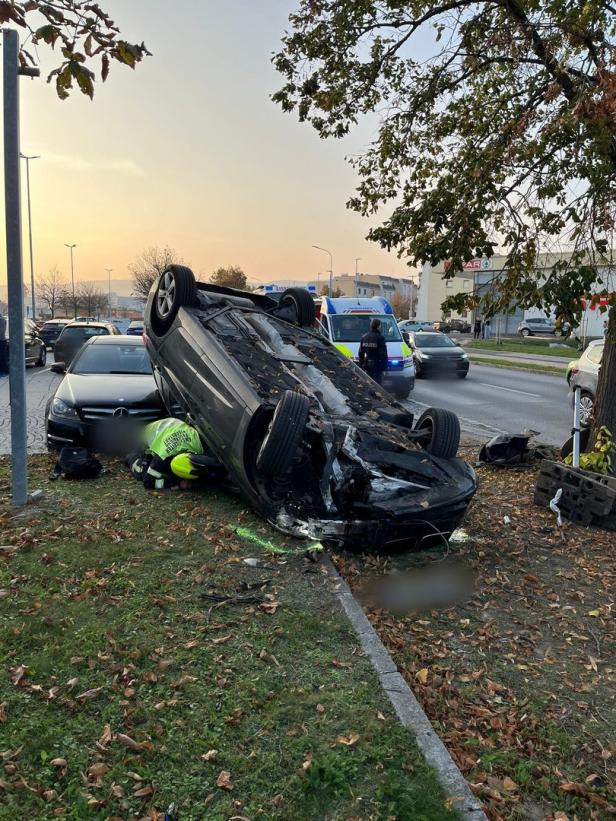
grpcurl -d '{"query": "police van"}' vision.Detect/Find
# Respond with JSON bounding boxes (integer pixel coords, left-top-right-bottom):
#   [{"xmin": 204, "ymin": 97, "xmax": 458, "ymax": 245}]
[{"xmin": 319, "ymin": 297, "xmax": 415, "ymax": 398}]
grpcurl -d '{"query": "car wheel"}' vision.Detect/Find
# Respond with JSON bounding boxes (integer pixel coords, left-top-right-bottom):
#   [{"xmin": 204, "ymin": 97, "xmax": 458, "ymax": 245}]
[
  {"xmin": 36, "ymin": 345, "xmax": 46, "ymax": 367},
  {"xmin": 278, "ymin": 288, "xmax": 316, "ymax": 327},
  {"xmin": 415, "ymin": 407, "xmax": 460, "ymax": 459},
  {"xmin": 151, "ymin": 265, "xmax": 197, "ymax": 335},
  {"xmin": 521, "ymin": 328, "xmax": 530, "ymax": 337},
  {"xmin": 579, "ymin": 392, "xmax": 594, "ymax": 427},
  {"xmin": 257, "ymin": 390, "xmax": 310, "ymax": 476},
  {"xmin": 457, "ymin": 371, "xmax": 467, "ymax": 379}
]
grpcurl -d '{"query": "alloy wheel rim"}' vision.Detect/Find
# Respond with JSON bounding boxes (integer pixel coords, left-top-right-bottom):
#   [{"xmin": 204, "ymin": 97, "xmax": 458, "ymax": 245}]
[{"xmin": 156, "ymin": 271, "xmax": 176, "ymax": 319}]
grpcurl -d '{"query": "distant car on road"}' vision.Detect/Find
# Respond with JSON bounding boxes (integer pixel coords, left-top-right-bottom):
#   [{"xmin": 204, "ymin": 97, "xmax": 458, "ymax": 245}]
[
  {"xmin": 568, "ymin": 339, "xmax": 603, "ymax": 427},
  {"xmin": 46, "ymin": 335, "xmax": 163, "ymax": 450},
  {"xmin": 517, "ymin": 317, "xmax": 557, "ymax": 336},
  {"xmin": 408, "ymin": 331, "xmax": 470, "ymax": 378},
  {"xmin": 54, "ymin": 321, "xmax": 120, "ymax": 368},
  {"xmin": 39, "ymin": 318, "xmax": 71, "ymax": 349},
  {"xmin": 75, "ymin": 316, "xmax": 96, "ymax": 322},
  {"xmin": 126, "ymin": 320, "xmax": 144, "ymax": 336},
  {"xmin": 433, "ymin": 318, "xmax": 471, "ymax": 334},
  {"xmin": 3, "ymin": 317, "xmax": 47, "ymax": 367},
  {"xmin": 398, "ymin": 319, "xmax": 436, "ymax": 335}
]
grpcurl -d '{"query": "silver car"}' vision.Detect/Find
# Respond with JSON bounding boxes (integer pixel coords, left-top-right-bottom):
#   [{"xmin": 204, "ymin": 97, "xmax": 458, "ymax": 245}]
[{"xmin": 568, "ymin": 339, "xmax": 604, "ymax": 426}]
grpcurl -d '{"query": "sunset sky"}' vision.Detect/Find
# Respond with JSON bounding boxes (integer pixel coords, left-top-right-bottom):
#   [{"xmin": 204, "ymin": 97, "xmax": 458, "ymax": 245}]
[{"xmin": 1, "ymin": 0, "xmax": 415, "ymax": 295}]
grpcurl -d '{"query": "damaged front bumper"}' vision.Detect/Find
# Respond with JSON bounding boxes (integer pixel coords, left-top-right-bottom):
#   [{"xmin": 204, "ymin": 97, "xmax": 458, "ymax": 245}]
[{"xmin": 275, "ymin": 460, "xmax": 477, "ymax": 551}]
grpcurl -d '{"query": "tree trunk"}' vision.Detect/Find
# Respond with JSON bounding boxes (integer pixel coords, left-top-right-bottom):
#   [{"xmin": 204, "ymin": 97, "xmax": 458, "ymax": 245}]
[{"xmin": 592, "ymin": 304, "xmax": 616, "ymax": 468}]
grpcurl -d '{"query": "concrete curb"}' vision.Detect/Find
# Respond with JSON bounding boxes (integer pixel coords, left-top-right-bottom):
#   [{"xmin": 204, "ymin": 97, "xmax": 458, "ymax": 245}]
[{"xmin": 322, "ymin": 554, "xmax": 487, "ymax": 820}]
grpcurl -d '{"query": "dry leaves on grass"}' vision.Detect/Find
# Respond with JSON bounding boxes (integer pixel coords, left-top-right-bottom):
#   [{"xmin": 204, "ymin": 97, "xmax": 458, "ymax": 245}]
[
  {"xmin": 336, "ymin": 732, "xmax": 360, "ymax": 746},
  {"xmin": 216, "ymin": 770, "xmax": 233, "ymax": 791}
]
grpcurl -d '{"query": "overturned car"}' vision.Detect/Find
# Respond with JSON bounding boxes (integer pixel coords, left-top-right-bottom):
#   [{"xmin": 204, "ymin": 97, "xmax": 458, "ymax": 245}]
[{"xmin": 144, "ymin": 266, "xmax": 477, "ymax": 550}]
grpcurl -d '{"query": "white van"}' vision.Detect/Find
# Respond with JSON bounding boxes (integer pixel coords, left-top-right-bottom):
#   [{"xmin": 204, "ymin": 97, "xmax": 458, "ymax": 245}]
[{"xmin": 319, "ymin": 297, "xmax": 415, "ymax": 398}]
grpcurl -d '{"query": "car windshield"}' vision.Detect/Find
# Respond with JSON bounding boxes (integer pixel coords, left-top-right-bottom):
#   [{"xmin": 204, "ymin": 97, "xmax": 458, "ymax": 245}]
[
  {"xmin": 59, "ymin": 326, "xmax": 108, "ymax": 343},
  {"xmin": 330, "ymin": 315, "xmax": 402, "ymax": 342},
  {"xmin": 413, "ymin": 333, "xmax": 456, "ymax": 348},
  {"xmin": 72, "ymin": 344, "xmax": 152, "ymax": 374}
]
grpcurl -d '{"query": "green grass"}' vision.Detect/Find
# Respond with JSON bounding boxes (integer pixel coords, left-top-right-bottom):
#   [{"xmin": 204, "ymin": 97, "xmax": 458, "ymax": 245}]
[
  {"xmin": 466, "ymin": 339, "xmax": 577, "ymax": 357},
  {"xmin": 468, "ymin": 354, "xmax": 566, "ymax": 376},
  {"xmin": 0, "ymin": 456, "xmax": 458, "ymax": 820}
]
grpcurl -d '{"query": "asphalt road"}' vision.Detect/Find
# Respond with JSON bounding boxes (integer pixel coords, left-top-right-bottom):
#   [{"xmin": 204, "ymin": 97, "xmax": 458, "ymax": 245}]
[
  {"xmin": 1, "ymin": 355, "xmax": 571, "ymax": 456},
  {"xmin": 407, "ymin": 362, "xmax": 571, "ymax": 446}
]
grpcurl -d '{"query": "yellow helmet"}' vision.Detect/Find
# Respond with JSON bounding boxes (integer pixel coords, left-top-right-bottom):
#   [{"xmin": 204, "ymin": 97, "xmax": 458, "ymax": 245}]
[{"xmin": 169, "ymin": 453, "xmax": 198, "ymax": 480}]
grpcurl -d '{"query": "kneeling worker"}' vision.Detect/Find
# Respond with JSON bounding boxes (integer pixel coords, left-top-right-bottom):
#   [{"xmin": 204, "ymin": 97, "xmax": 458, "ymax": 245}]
[{"xmin": 129, "ymin": 417, "xmax": 222, "ymax": 489}]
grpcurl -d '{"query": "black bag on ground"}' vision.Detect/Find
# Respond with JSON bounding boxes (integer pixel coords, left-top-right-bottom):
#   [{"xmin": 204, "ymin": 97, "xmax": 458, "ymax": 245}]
[{"xmin": 50, "ymin": 447, "xmax": 102, "ymax": 480}]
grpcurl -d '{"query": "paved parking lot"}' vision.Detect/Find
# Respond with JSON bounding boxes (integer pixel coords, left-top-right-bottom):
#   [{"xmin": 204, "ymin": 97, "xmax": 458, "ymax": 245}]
[{"xmin": 0, "ymin": 358, "xmax": 62, "ymax": 455}]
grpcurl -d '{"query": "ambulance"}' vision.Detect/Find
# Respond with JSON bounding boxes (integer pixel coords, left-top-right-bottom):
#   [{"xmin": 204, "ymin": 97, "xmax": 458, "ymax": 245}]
[{"xmin": 319, "ymin": 297, "xmax": 415, "ymax": 398}]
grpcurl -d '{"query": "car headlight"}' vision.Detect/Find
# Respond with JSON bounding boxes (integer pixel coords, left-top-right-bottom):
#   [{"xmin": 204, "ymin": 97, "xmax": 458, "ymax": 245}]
[
  {"xmin": 418, "ymin": 352, "xmax": 430, "ymax": 359},
  {"xmin": 461, "ymin": 353, "xmax": 468, "ymax": 359},
  {"xmin": 51, "ymin": 398, "xmax": 78, "ymax": 418}
]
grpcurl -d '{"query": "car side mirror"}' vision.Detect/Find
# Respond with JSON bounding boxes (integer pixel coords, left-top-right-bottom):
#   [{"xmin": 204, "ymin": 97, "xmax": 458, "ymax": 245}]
[{"xmin": 51, "ymin": 362, "xmax": 66, "ymax": 374}]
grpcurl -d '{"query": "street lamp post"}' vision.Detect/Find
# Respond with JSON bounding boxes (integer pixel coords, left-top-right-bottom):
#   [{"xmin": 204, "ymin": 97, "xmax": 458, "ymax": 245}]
[
  {"xmin": 312, "ymin": 245, "xmax": 333, "ymax": 295},
  {"xmin": 105, "ymin": 267, "xmax": 113, "ymax": 318},
  {"xmin": 355, "ymin": 257, "xmax": 361, "ymax": 299},
  {"xmin": 65, "ymin": 243, "xmax": 77, "ymax": 318},
  {"xmin": 20, "ymin": 152, "xmax": 39, "ymax": 319}
]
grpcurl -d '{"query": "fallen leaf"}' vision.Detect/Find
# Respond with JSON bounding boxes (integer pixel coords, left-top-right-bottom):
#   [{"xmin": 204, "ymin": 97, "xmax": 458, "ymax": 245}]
[
  {"xmin": 9, "ymin": 666, "xmax": 28, "ymax": 686},
  {"xmin": 416, "ymin": 668, "xmax": 429, "ymax": 685},
  {"xmin": 132, "ymin": 782, "xmax": 155, "ymax": 797},
  {"xmin": 377, "ymin": 711, "xmax": 386, "ymax": 721},
  {"xmin": 216, "ymin": 770, "xmax": 233, "ymax": 791},
  {"xmin": 111, "ymin": 782, "xmax": 124, "ymax": 798},
  {"xmin": 50, "ymin": 758, "xmax": 67, "ymax": 777},
  {"xmin": 332, "ymin": 659, "xmax": 352, "ymax": 669},
  {"xmin": 66, "ymin": 677, "xmax": 78, "ymax": 690},
  {"xmin": 97, "ymin": 724, "xmax": 112, "ymax": 750},
  {"xmin": 75, "ymin": 686, "xmax": 104, "ymax": 701},
  {"xmin": 502, "ymin": 776, "xmax": 518, "ymax": 791},
  {"xmin": 171, "ymin": 675, "xmax": 197, "ymax": 689},
  {"xmin": 211, "ymin": 635, "xmax": 232, "ymax": 645},
  {"xmin": 336, "ymin": 732, "xmax": 360, "ymax": 746},
  {"xmin": 302, "ymin": 752, "xmax": 313, "ymax": 771},
  {"xmin": 316, "ymin": 704, "xmax": 325, "ymax": 714},
  {"xmin": 0, "ymin": 704, "xmax": 7, "ymax": 723},
  {"xmin": 116, "ymin": 733, "xmax": 152, "ymax": 752},
  {"xmin": 587, "ymin": 610, "xmax": 600, "ymax": 617},
  {"xmin": 259, "ymin": 601, "xmax": 280, "ymax": 614},
  {"xmin": 201, "ymin": 749, "xmax": 218, "ymax": 762}
]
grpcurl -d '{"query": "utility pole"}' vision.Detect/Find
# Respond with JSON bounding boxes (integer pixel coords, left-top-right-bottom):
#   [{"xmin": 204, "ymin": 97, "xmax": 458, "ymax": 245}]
[
  {"xmin": 312, "ymin": 245, "xmax": 333, "ymax": 296},
  {"xmin": 3, "ymin": 28, "xmax": 40, "ymax": 505},
  {"xmin": 20, "ymin": 152, "xmax": 39, "ymax": 320},
  {"xmin": 355, "ymin": 257, "xmax": 361, "ymax": 299},
  {"xmin": 65, "ymin": 243, "xmax": 77, "ymax": 318},
  {"xmin": 105, "ymin": 267, "xmax": 113, "ymax": 317}
]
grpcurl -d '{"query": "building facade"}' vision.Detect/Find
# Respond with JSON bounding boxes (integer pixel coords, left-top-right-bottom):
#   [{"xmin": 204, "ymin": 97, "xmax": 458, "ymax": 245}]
[{"xmin": 417, "ymin": 253, "xmax": 615, "ymax": 335}]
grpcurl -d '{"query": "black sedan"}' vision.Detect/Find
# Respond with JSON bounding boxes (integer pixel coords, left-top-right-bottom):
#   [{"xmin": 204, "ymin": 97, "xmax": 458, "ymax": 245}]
[
  {"xmin": 409, "ymin": 332, "xmax": 470, "ymax": 378},
  {"xmin": 54, "ymin": 321, "xmax": 120, "ymax": 368},
  {"xmin": 143, "ymin": 265, "xmax": 477, "ymax": 551},
  {"xmin": 3, "ymin": 317, "xmax": 47, "ymax": 366},
  {"xmin": 46, "ymin": 336, "xmax": 163, "ymax": 451}
]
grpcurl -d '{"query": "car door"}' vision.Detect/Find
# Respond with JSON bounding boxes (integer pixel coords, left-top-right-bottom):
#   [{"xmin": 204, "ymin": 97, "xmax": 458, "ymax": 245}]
[{"xmin": 24, "ymin": 320, "xmax": 38, "ymax": 364}]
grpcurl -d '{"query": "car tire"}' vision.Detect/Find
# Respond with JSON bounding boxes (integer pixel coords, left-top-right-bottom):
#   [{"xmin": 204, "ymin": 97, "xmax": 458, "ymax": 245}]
[
  {"xmin": 579, "ymin": 391, "xmax": 594, "ymax": 428},
  {"xmin": 36, "ymin": 345, "xmax": 46, "ymax": 367},
  {"xmin": 151, "ymin": 265, "xmax": 197, "ymax": 335},
  {"xmin": 521, "ymin": 328, "xmax": 530, "ymax": 337},
  {"xmin": 257, "ymin": 390, "xmax": 310, "ymax": 476},
  {"xmin": 415, "ymin": 407, "xmax": 460, "ymax": 459},
  {"xmin": 457, "ymin": 371, "xmax": 468, "ymax": 379},
  {"xmin": 278, "ymin": 288, "xmax": 316, "ymax": 327}
]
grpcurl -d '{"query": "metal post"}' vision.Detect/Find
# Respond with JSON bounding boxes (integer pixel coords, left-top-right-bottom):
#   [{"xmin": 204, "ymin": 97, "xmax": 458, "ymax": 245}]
[
  {"xmin": 3, "ymin": 28, "xmax": 27, "ymax": 505},
  {"xmin": 355, "ymin": 257, "xmax": 361, "ymax": 300},
  {"xmin": 65, "ymin": 243, "xmax": 77, "ymax": 317},
  {"xmin": 572, "ymin": 386, "xmax": 581, "ymax": 468},
  {"xmin": 106, "ymin": 267, "xmax": 113, "ymax": 318},
  {"xmin": 312, "ymin": 245, "xmax": 333, "ymax": 295},
  {"xmin": 21, "ymin": 153, "xmax": 39, "ymax": 319}
]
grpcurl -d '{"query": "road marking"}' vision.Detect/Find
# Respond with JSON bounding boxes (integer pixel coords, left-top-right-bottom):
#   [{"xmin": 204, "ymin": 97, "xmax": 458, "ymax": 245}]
[{"xmin": 478, "ymin": 382, "xmax": 541, "ymax": 398}]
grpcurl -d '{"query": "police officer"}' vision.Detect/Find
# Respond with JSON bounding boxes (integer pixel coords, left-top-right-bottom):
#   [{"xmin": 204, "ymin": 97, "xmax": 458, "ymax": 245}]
[
  {"xmin": 358, "ymin": 318, "xmax": 388, "ymax": 385},
  {"xmin": 129, "ymin": 417, "xmax": 218, "ymax": 490}
]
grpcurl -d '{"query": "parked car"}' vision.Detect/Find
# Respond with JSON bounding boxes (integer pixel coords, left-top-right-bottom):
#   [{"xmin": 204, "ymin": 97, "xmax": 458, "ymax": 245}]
[
  {"xmin": 54, "ymin": 321, "xmax": 120, "ymax": 368},
  {"xmin": 3, "ymin": 316, "xmax": 47, "ymax": 367},
  {"xmin": 126, "ymin": 320, "xmax": 144, "ymax": 336},
  {"xmin": 46, "ymin": 336, "xmax": 163, "ymax": 450},
  {"xmin": 568, "ymin": 339, "xmax": 604, "ymax": 427},
  {"xmin": 433, "ymin": 318, "xmax": 471, "ymax": 334},
  {"xmin": 39, "ymin": 318, "xmax": 71, "ymax": 349},
  {"xmin": 408, "ymin": 332, "xmax": 470, "ymax": 378},
  {"xmin": 398, "ymin": 319, "xmax": 435, "ymax": 334},
  {"xmin": 75, "ymin": 316, "xmax": 96, "ymax": 322},
  {"xmin": 144, "ymin": 266, "xmax": 477, "ymax": 551},
  {"xmin": 517, "ymin": 317, "xmax": 557, "ymax": 336}
]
